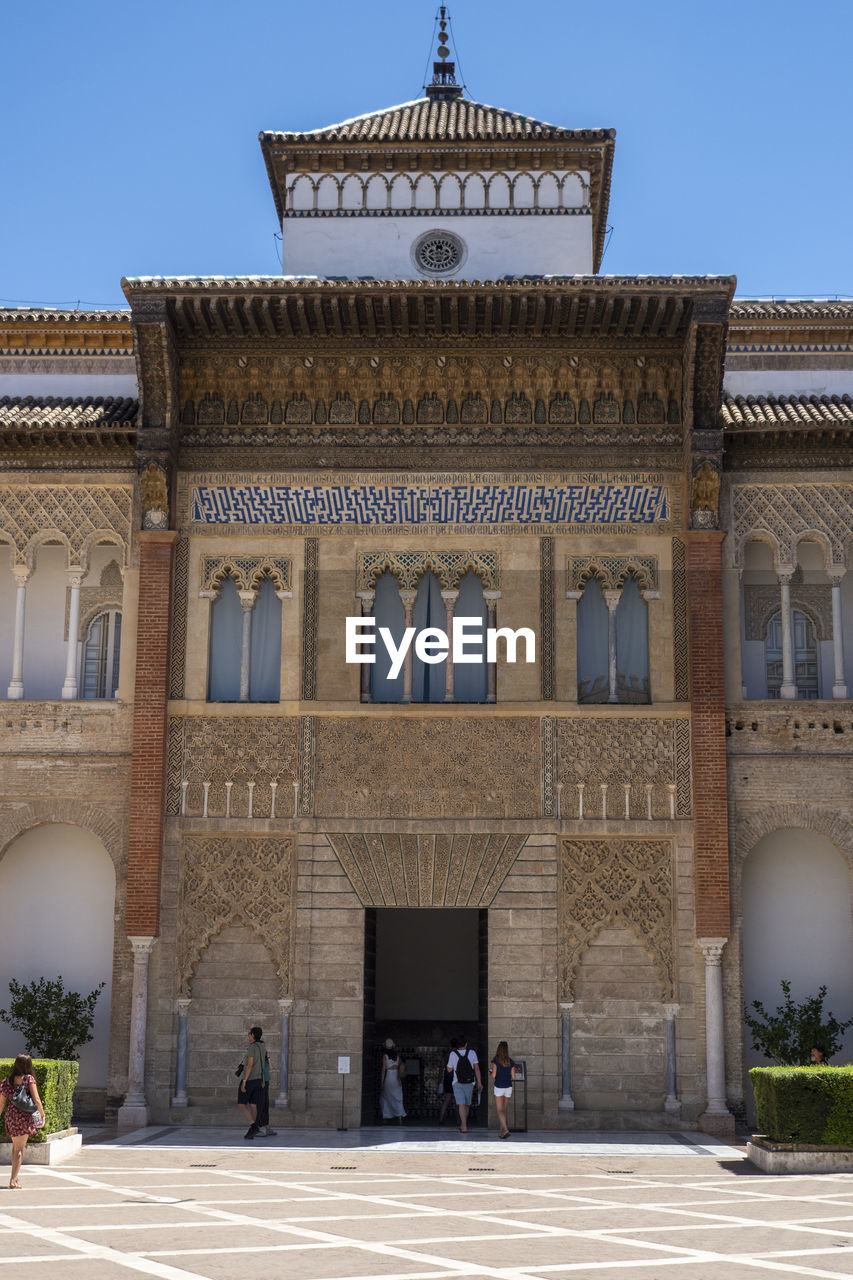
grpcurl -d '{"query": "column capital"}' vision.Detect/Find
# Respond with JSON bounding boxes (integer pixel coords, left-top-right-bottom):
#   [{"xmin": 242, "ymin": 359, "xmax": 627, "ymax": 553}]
[
  {"xmin": 603, "ymin": 588, "xmax": 622, "ymax": 610},
  {"xmin": 440, "ymin": 588, "xmax": 460, "ymax": 605},
  {"xmin": 355, "ymin": 589, "xmax": 376, "ymax": 603},
  {"xmin": 128, "ymin": 935, "xmax": 156, "ymax": 958},
  {"xmin": 175, "ymin": 997, "xmax": 191, "ymax": 1015},
  {"xmin": 559, "ymin": 1001, "xmax": 575, "ymax": 1013},
  {"xmin": 399, "ymin": 589, "xmax": 417, "ymax": 608},
  {"xmin": 278, "ymin": 997, "xmax": 294, "ymax": 1013},
  {"xmin": 482, "ymin": 589, "xmax": 502, "ymax": 603},
  {"xmin": 238, "ymin": 589, "xmax": 258, "ymax": 612},
  {"xmin": 66, "ymin": 568, "xmax": 85, "ymax": 588},
  {"xmin": 11, "ymin": 565, "xmax": 30, "ymax": 585},
  {"xmin": 828, "ymin": 569, "xmax": 846, "ymax": 587},
  {"xmin": 566, "ymin": 589, "xmax": 583, "ymax": 601},
  {"xmin": 776, "ymin": 569, "xmax": 795, "ymax": 586},
  {"xmin": 698, "ymin": 936, "xmax": 727, "ymax": 965},
  {"xmin": 663, "ymin": 1003, "xmax": 680, "ymax": 1018}
]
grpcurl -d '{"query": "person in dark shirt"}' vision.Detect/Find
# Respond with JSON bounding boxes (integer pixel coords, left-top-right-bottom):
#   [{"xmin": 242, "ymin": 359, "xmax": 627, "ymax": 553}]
[{"xmin": 489, "ymin": 1040, "xmax": 519, "ymax": 1139}]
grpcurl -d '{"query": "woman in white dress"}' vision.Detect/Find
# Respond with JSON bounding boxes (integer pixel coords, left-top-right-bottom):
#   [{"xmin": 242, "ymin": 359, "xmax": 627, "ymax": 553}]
[{"xmin": 379, "ymin": 1038, "xmax": 406, "ymax": 1123}]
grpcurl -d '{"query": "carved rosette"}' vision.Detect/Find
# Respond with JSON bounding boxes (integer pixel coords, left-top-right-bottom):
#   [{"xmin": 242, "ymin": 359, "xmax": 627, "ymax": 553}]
[
  {"xmin": 558, "ymin": 838, "xmax": 675, "ymax": 1001},
  {"xmin": 177, "ymin": 835, "xmax": 295, "ymax": 995}
]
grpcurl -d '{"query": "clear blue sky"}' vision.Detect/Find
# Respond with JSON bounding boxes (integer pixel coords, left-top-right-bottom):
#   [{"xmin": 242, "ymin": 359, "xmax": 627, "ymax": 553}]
[{"xmin": 2, "ymin": 0, "xmax": 851, "ymax": 308}]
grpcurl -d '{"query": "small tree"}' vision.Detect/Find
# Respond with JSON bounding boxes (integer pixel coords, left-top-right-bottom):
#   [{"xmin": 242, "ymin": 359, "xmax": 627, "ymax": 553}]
[
  {"xmin": 0, "ymin": 976, "xmax": 105, "ymax": 1060},
  {"xmin": 745, "ymin": 979, "xmax": 853, "ymax": 1065}
]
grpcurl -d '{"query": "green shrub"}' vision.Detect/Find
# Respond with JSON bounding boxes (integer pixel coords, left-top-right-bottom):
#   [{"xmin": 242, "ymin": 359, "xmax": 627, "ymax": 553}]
[
  {"xmin": 1, "ymin": 976, "xmax": 104, "ymax": 1060},
  {"xmin": 0, "ymin": 1058, "xmax": 79, "ymax": 1144},
  {"xmin": 750, "ymin": 1065, "xmax": 853, "ymax": 1144},
  {"xmin": 745, "ymin": 979, "xmax": 853, "ymax": 1065}
]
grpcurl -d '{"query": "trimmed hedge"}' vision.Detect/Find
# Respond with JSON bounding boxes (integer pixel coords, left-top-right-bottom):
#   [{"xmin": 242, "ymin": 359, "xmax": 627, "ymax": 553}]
[
  {"xmin": 750, "ymin": 1065, "xmax": 853, "ymax": 1145},
  {"xmin": 0, "ymin": 1059, "xmax": 78, "ymax": 1144}
]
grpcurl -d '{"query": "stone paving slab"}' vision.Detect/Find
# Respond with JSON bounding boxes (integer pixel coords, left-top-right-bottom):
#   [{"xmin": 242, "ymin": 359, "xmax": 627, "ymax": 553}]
[{"xmin": 2, "ymin": 1137, "xmax": 853, "ymax": 1280}]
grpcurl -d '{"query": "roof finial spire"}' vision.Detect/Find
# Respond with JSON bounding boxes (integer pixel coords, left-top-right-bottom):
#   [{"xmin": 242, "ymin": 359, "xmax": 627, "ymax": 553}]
[{"xmin": 425, "ymin": 6, "xmax": 464, "ymax": 101}]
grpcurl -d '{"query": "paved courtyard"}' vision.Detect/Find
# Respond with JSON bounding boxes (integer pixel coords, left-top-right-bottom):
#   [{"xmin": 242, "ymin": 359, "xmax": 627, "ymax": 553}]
[{"xmin": 2, "ymin": 1129, "xmax": 853, "ymax": 1279}]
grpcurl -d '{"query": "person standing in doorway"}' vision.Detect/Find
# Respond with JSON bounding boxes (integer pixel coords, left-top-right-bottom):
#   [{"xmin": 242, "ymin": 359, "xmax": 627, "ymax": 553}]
[
  {"xmin": 448, "ymin": 1036, "xmax": 482, "ymax": 1134},
  {"xmin": 237, "ymin": 1026, "xmax": 265, "ymax": 1139},
  {"xmin": 438, "ymin": 1036, "xmax": 458, "ymax": 1124},
  {"xmin": 380, "ymin": 1038, "xmax": 406, "ymax": 1123},
  {"xmin": 489, "ymin": 1041, "xmax": 518, "ymax": 1139},
  {"xmin": 0, "ymin": 1054, "xmax": 45, "ymax": 1188}
]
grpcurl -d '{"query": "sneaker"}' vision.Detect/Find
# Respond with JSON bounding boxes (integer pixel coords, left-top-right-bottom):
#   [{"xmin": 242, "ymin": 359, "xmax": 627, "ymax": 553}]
[
  {"xmin": 244, "ymin": 1126, "xmax": 256, "ymax": 1140},
  {"xmin": 259, "ymin": 1128, "xmax": 277, "ymax": 1137}
]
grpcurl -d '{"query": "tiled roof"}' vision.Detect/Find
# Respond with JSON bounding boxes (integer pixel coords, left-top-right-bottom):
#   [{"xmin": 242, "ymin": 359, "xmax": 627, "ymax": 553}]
[
  {"xmin": 261, "ymin": 98, "xmax": 613, "ymax": 145},
  {"xmin": 0, "ymin": 396, "xmax": 138, "ymax": 431},
  {"xmin": 730, "ymin": 301, "xmax": 853, "ymax": 321},
  {"xmin": 0, "ymin": 308, "xmax": 130, "ymax": 323},
  {"xmin": 722, "ymin": 394, "xmax": 853, "ymax": 429}
]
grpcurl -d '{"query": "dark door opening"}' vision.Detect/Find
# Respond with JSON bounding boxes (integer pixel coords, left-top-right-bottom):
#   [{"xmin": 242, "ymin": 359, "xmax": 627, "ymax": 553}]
[{"xmin": 361, "ymin": 907, "xmax": 488, "ymax": 1126}]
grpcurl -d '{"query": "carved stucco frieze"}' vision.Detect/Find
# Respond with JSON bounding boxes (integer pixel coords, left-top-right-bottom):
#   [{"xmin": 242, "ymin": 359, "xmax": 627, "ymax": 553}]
[
  {"xmin": 555, "ymin": 718, "xmax": 691, "ymax": 819},
  {"xmin": 558, "ymin": 838, "xmax": 675, "ymax": 1000},
  {"xmin": 356, "ymin": 550, "xmax": 499, "ymax": 592},
  {"xmin": 200, "ymin": 555, "xmax": 292, "ymax": 594},
  {"xmin": 178, "ymin": 835, "xmax": 295, "ymax": 995},
  {"xmin": 0, "ymin": 484, "xmax": 132, "ymax": 570},
  {"xmin": 166, "ymin": 716, "xmax": 303, "ymax": 818},
  {"xmin": 566, "ymin": 555, "xmax": 658, "ymax": 593},
  {"xmin": 732, "ymin": 483, "xmax": 853, "ymax": 570},
  {"xmin": 326, "ymin": 833, "xmax": 527, "ymax": 906}
]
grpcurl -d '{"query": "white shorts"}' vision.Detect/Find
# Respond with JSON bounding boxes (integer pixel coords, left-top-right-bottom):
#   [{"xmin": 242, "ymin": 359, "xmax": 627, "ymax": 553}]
[{"xmin": 493, "ymin": 1086, "xmax": 512, "ymax": 1098}]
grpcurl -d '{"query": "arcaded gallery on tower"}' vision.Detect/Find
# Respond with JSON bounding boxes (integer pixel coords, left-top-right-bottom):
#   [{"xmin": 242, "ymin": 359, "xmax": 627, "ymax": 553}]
[{"xmin": 1, "ymin": 21, "xmax": 852, "ymax": 1134}]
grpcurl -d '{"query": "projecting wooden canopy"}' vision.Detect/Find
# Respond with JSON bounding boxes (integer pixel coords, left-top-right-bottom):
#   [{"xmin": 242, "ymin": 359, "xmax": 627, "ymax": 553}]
[{"xmin": 122, "ymin": 275, "xmax": 735, "ymax": 344}]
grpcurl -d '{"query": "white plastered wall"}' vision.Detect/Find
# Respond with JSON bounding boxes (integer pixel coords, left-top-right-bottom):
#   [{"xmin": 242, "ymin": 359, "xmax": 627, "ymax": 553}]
[
  {"xmin": 0, "ymin": 823, "xmax": 116, "ymax": 1085},
  {"xmin": 23, "ymin": 543, "xmax": 68, "ymax": 700},
  {"xmin": 724, "ymin": 370, "xmax": 853, "ymax": 398}
]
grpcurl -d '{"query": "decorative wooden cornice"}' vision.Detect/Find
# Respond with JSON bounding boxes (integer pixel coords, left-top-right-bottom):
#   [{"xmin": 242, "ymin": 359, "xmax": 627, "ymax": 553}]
[
  {"xmin": 122, "ymin": 276, "xmax": 735, "ymax": 345},
  {"xmin": 0, "ymin": 309, "xmax": 133, "ymax": 359}
]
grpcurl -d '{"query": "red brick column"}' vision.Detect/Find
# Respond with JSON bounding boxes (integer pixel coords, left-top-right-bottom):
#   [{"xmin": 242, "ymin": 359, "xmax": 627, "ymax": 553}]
[
  {"xmin": 687, "ymin": 530, "xmax": 730, "ymax": 938},
  {"xmin": 126, "ymin": 530, "xmax": 178, "ymax": 937}
]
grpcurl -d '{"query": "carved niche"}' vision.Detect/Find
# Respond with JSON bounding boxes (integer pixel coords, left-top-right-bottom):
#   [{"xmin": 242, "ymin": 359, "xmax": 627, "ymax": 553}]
[
  {"xmin": 558, "ymin": 838, "xmax": 675, "ymax": 1000},
  {"xmin": 178, "ymin": 835, "xmax": 295, "ymax": 996}
]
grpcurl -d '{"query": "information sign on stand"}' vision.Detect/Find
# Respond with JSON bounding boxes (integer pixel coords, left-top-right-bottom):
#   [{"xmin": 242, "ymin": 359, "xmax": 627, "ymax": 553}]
[{"xmin": 337, "ymin": 1056, "xmax": 350, "ymax": 1131}]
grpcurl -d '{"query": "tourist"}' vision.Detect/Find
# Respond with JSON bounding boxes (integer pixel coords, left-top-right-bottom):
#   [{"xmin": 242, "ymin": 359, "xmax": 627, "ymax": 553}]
[
  {"xmin": 254, "ymin": 1030, "xmax": 276, "ymax": 1137},
  {"xmin": 448, "ymin": 1036, "xmax": 482, "ymax": 1134},
  {"xmin": 489, "ymin": 1041, "xmax": 519, "ymax": 1139},
  {"xmin": 237, "ymin": 1026, "xmax": 266, "ymax": 1139},
  {"xmin": 438, "ymin": 1036, "xmax": 458, "ymax": 1124},
  {"xmin": 380, "ymin": 1039, "xmax": 406, "ymax": 1123},
  {"xmin": 0, "ymin": 1054, "xmax": 45, "ymax": 1188},
  {"xmin": 809, "ymin": 1044, "xmax": 829, "ymax": 1064}
]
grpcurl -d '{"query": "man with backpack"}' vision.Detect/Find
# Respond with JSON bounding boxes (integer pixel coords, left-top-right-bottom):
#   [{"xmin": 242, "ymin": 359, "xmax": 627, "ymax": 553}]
[{"xmin": 447, "ymin": 1037, "xmax": 482, "ymax": 1134}]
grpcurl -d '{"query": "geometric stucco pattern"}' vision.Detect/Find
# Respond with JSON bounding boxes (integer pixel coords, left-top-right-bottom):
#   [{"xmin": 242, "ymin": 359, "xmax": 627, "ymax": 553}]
[
  {"xmin": 558, "ymin": 838, "xmax": 675, "ymax": 1001},
  {"xmin": 178, "ymin": 835, "xmax": 295, "ymax": 996},
  {"xmin": 732, "ymin": 483, "xmax": 853, "ymax": 569},
  {"xmin": 555, "ymin": 717, "xmax": 691, "ymax": 819},
  {"xmin": 356, "ymin": 550, "xmax": 499, "ymax": 591},
  {"xmin": 326, "ymin": 833, "xmax": 527, "ymax": 906},
  {"xmin": 566, "ymin": 554, "xmax": 658, "ymax": 593},
  {"xmin": 166, "ymin": 716, "xmax": 303, "ymax": 817},
  {"xmin": 199, "ymin": 554, "xmax": 292, "ymax": 593},
  {"xmin": 743, "ymin": 583, "xmax": 832, "ymax": 641},
  {"xmin": 0, "ymin": 483, "xmax": 132, "ymax": 568}
]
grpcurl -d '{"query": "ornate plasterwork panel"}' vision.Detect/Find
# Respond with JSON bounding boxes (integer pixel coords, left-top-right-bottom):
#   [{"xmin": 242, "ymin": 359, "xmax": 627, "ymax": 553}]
[
  {"xmin": 0, "ymin": 483, "xmax": 132, "ymax": 569},
  {"xmin": 732, "ymin": 484, "xmax": 853, "ymax": 570},
  {"xmin": 672, "ymin": 538, "xmax": 689, "ymax": 702},
  {"xmin": 567, "ymin": 555, "xmax": 658, "ymax": 593},
  {"xmin": 199, "ymin": 555, "xmax": 291, "ymax": 594},
  {"xmin": 743, "ymin": 584, "xmax": 832, "ymax": 641},
  {"xmin": 314, "ymin": 717, "xmax": 540, "ymax": 819},
  {"xmin": 326, "ymin": 833, "xmax": 527, "ymax": 907},
  {"xmin": 166, "ymin": 716, "xmax": 304, "ymax": 818},
  {"xmin": 178, "ymin": 835, "xmax": 294, "ymax": 995},
  {"xmin": 559, "ymin": 838, "xmax": 675, "ymax": 1000},
  {"xmin": 555, "ymin": 718, "xmax": 691, "ymax": 819},
  {"xmin": 356, "ymin": 550, "xmax": 499, "ymax": 592}
]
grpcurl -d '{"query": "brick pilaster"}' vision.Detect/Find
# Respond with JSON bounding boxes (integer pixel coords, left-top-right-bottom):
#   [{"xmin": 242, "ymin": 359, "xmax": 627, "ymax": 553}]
[
  {"xmin": 687, "ymin": 531, "xmax": 730, "ymax": 937},
  {"xmin": 126, "ymin": 530, "xmax": 178, "ymax": 937}
]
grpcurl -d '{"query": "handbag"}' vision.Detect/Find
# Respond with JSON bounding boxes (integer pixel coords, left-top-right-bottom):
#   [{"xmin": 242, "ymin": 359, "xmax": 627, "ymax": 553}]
[{"xmin": 12, "ymin": 1080, "xmax": 39, "ymax": 1114}]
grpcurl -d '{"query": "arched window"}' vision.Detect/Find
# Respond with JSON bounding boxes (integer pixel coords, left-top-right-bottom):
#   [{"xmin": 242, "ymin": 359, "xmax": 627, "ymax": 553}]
[
  {"xmin": 576, "ymin": 572, "xmax": 650, "ymax": 704},
  {"xmin": 766, "ymin": 608, "xmax": 819, "ymax": 699},
  {"xmin": 208, "ymin": 575, "xmax": 281, "ymax": 703},
  {"xmin": 452, "ymin": 569, "xmax": 488, "ymax": 703},
  {"xmin": 410, "ymin": 571, "xmax": 447, "ymax": 703},
  {"xmin": 81, "ymin": 610, "xmax": 121, "ymax": 699}
]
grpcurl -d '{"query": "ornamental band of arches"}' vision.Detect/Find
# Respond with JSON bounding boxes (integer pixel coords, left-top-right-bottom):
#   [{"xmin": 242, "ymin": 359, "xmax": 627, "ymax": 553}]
[{"xmin": 285, "ymin": 169, "xmax": 590, "ymax": 214}]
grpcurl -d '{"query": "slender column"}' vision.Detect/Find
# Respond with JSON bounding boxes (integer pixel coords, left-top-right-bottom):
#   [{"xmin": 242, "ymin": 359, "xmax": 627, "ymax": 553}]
[
  {"xmin": 558, "ymin": 1002, "xmax": 574, "ymax": 1110},
  {"xmin": 117, "ymin": 936, "xmax": 155, "ymax": 1129},
  {"xmin": 484, "ymin": 590, "xmax": 500, "ymax": 702},
  {"xmin": 238, "ymin": 589, "xmax": 256, "ymax": 701},
  {"xmin": 699, "ymin": 938, "xmax": 732, "ymax": 1131},
  {"xmin": 172, "ymin": 997, "xmax": 191, "ymax": 1107},
  {"xmin": 61, "ymin": 569, "xmax": 84, "ymax": 699},
  {"xmin": 778, "ymin": 571, "xmax": 797, "ymax": 699},
  {"xmin": 441, "ymin": 588, "xmax": 459, "ymax": 702},
  {"xmin": 356, "ymin": 590, "xmax": 375, "ymax": 702},
  {"xmin": 829, "ymin": 571, "xmax": 848, "ymax": 699},
  {"xmin": 399, "ymin": 589, "xmax": 417, "ymax": 703},
  {"xmin": 663, "ymin": 1003, "xmax": 681, "ymax": 1113},
  {"xmin": 6, "ymin": 567, "xmax": 29, "ymax": 699},
  {"xmin": 566, "ymin": 589, "xmax": 582, "ymax": 702},
  {"xmin": 603, "ymin": 588, "xmax": 621, "ymax": 703},
  {"xmin": 275, "ymin": 998, "xmax": 293, "ymax": 1108}
]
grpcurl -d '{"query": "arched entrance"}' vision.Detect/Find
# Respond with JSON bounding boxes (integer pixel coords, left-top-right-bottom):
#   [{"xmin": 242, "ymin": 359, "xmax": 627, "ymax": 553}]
[{"xmin": 0, "ymin": 823, "xmax": 116, "ymax": 1086}]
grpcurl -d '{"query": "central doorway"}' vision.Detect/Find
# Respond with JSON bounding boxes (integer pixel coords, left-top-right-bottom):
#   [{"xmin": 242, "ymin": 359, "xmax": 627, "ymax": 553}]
[{"xmin": 361, "ymin": 907, "xmax": 487, "ymax": 1125}]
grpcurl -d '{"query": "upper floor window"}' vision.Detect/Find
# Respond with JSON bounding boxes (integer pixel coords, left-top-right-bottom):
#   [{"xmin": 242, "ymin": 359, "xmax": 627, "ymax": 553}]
[
  {"xmin": 208, "ymin": 574, "xmax": 282, "ymax": 703},
  {"xmin": 576, "ymin": 571, "xmax": 650, "ymax": 704}
]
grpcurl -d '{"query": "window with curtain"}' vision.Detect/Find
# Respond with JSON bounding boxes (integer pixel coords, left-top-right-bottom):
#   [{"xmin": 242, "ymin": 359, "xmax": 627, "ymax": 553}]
[
  {"xmin": 208, "ymin": 574, "xmax": 282, "ymax": 702},
  {"xmin": 81, "ymin": 610, "xmax": 122, "ymax": 699},
  {"xmin": 369, "ymin": 568, "xmax": 488, "ymax": 703},
  {"xmin": 577, "ymin": 576, "xmax": 609, "ymax": 703}
]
